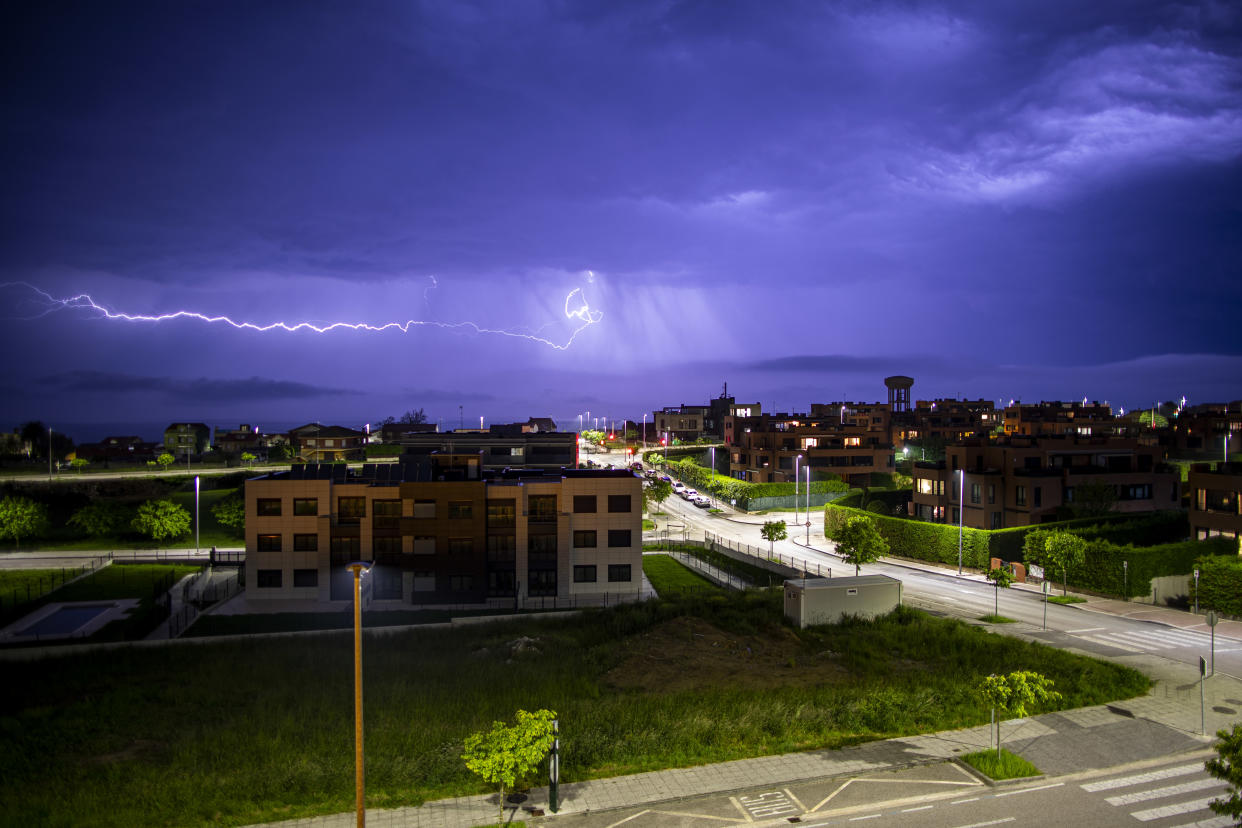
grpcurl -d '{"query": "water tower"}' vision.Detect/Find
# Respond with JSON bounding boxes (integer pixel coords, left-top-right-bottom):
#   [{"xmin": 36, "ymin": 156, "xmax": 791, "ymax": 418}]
[{"xmin": 884, "ymin": 376, "xmax": 914, "ymax": 413}]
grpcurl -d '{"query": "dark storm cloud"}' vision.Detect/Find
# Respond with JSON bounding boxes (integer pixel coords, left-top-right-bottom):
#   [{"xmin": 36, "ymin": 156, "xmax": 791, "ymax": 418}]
[
  {"xmin": 744, "ymin": 355, "xmax": 950, "ymax": 374},
  {"xmin": 48, "ymin": 371, "xmax": 350, "ymax": 401}
]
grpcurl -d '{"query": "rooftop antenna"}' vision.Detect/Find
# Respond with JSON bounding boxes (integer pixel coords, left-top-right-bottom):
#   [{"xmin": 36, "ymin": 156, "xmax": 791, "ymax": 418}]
[{"xmin": 459, "ymin": 405, "xmax": 463, "ymax": 430}]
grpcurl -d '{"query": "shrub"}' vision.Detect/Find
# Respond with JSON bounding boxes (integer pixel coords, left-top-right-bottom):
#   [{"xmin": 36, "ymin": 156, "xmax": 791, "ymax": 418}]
[
  {"xmin": 1194, "ymin": 555, "xmax": 1242, "ymax": 616},
  {"xmin": 824, "ymin": 502, "xmax": 990, "ymax": 569}
]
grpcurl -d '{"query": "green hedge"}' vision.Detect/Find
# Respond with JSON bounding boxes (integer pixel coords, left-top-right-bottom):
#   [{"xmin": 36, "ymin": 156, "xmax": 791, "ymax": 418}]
[
  {"xmin": 1194, "ymin": 555, "xmax": 1242, "ymax": 616},
  {"xmin": 824, "ymin": 503, "xmax": 990, "ymax": 569},
  {"xmin": 1028, "ymin": 536, "xmax": 1236, "ymax": 598},
  {"xmin": 658, "ymin": 457, "xmax": 846, "ymax": 509},
  {"xmin": 952, "ymin": 511, "xmax": 1187, "ymax": 565}
]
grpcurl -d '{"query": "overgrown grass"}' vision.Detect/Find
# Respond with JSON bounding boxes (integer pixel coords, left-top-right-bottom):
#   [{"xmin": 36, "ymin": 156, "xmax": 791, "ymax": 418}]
[
  {"xmin": 642, "ymin": 554, "xmax": 720, "ymax": 593},
  {"xmin": 185, "ymin": 609, "xmax": 516, "ymax": 637},
  {"xmin": 1048, "ymin": 595, "xmax": 1087, "ymax": 605},
  {"xmin": 961, "ymin": 748, "xmax": 1041, "ymax": 779},
  {"xmin": 0, "ymin": 595, "xmax": 1149, "ymax": 827},
  {"xmin": 978, "ymin": 614, "xmax": 1017, "ymax": 624},
  {"xmin": 642, "ymin": 519, "xmax": 655, "ymax": 530},
  {"xmin": 670, "ymin": 545, "xmax": 783, "ymax": 587}
]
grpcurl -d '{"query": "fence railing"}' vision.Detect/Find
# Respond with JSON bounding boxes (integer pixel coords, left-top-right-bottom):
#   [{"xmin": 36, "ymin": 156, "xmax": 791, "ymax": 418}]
[
  {"xmin": 0, "ymin": 556, "xmax": 108, "ymax": 623},
  {"xmin": 703, "ymin": 531, "xmax": 832, "ymax": 579},
  {"xmin": 667, "ymin": 551, "xmax": 748, "ymax": 591}
]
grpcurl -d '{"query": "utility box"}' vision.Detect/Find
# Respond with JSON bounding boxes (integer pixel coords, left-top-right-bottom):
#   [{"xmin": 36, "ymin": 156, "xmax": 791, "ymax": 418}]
[{"xmin": 783, "ymin": 575, "xmax": 903, "ymax": 628}]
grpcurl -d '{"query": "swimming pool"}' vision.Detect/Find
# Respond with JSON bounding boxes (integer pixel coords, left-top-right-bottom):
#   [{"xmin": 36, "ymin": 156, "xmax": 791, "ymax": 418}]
[{"xmin": 17, "ymin": 603, "xmax": 116, "ymax": 637}]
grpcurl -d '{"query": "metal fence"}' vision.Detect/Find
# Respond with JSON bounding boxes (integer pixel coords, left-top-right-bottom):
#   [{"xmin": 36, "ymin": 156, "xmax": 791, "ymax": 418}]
[
  {"xmin": 703, "ymin": 531, "xmax": 832, "ymax": 579},
  {"xmin": 0, "ymin": 556, "xmax": 109, "ymax": 623},
  {"xmin": 667, "ymin": 550, "xmax": 749, "ymax": 590}
]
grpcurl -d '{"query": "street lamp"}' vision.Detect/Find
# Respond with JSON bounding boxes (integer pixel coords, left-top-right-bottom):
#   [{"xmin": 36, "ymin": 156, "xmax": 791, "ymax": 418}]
[
  {"xmin": 794, "ymin": 455, "xmax": 801, "ymax": 525},
  {"xmin": 347, "ymin": 561, "xmax": 372, "ymax": 828},
  {"xmin": 957, "ymin": 468, "xmax": 965, "ymax": 576},
  {"xmin": 48, "ymin": 426, "xmax": 53, "ymax": 480},
  {"xmin": 709, "ymin": 446, "xmax": 716, "ymax": 509},
  {"xmin": 805, "ymin": 465, "xmax": 811, "ymax": 545},
  {"xmin": 641, "ymin": 413, "xmax": 646, "ymax": 453},
  {"xmin": 194, "ymin": 475, "xmax": 200, "ymax": 556}
]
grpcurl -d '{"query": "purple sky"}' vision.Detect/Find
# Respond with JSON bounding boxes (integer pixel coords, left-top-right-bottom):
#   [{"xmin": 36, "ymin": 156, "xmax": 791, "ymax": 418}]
[{"xmin": 2, "ymin": 1, "xmax": 1240, "ymax": 440}]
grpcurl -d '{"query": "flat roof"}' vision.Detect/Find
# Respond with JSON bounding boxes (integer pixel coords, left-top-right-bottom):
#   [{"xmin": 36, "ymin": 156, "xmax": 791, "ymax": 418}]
[{"xmin": 785, "ymin": 574, "xmax": 900, "ymax": 588}]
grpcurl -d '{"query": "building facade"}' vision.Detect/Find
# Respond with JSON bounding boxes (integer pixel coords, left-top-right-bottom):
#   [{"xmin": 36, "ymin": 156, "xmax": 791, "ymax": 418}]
[
  {"xmin": 723, "ymin": 411, "xmax": 894, "ymax": 488},
  {"xmin": 1188, "ymin": 462, "xmax": 1242, "ymax": 542},
  {"xmin": 911, "ymin": 435, "xmax": 1179, "ymax": 529},
  {"xmin": 244, "ymin": 459, "xmax": 641, "ymax": 606},
  {"xmin": 163, "ymin": 423, "xmax": 210, "ymax": 457},
  {"xmin": 393, "ymin": 426, "xmax": 577, "ymax": 471}
]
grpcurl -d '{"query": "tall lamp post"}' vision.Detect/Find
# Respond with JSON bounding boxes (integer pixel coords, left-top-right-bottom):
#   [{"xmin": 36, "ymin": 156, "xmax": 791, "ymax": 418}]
[
  {"xmin": 48, "ymin": 426, "xmax": 53, "ymax": 480},
  {"xmin": 194, "ymin": 476, "xmax": 200, "ymax": 556},
  {"xmin": 794, "ymin": 455, "xmax": 801, "ymax": 525},
  {"xmin": 347, "ymin": 562, "xmax": 371, "ymax": 828},
  {"xmin": 641, "ymin": 413, "xmax": 646, "ymax": 453},
  {"xmin": 957, "ymin": 469, "xmax": 965, "ymax": 576},
  {"xmin": 805, "ymin": 465, "xmax": 811, "ymax": 545},
  {"xmin": 709, "ymin": 446, "xmax": 716, "ymax": 508}
]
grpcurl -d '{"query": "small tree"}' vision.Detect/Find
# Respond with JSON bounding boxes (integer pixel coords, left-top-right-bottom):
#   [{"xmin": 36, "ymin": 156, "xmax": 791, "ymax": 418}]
[
  {"xmin": 268, "ymin": 443, "xmax": 293, "ymax": 461},
  {"xmin": 131, "ymin": 499, "xmax": 191, "ymax": 543},
  {"xmin": 761, "ymin": 520, "xmax": 787, "ymax": 555},
  {"xmin": 156, "ymin": 452, "xmax": 175, "ymax": 472},
  {"xmin": 399, "ymin": 407, "xmax": 428, "ymax": 425},
  {"xmin": 69, "ymin": 501, "xmax": 132, "ymax": 538},
  {"xmin": 1207, "ymin": 723, "xmax": 1242, "ymax": 822},
  {"xmin": 1069, "ymin": 480, "xmax": 1117, "ymax": 518},
  {"xmin": 980, "ymin": 671, "xmax": 1061, "ymax": 757},
  {"xmin": 986, "ymin": 566, "xmax": 1013, "ymax": 617},
  {"xmin": 69, "ymin": 457, "xmax": 89, "ymax": 474},
  {"xmin": 462, "ymin": 709, "xmax": 557, "ymax": 824},
  {"xmin": 645, "ymin": 479, "xmax": 672, "ymax": 516},
  {"xmin": 240, "ymin": 451, "xmax": 257, "ymax": 467},
  {"xmin": 1043, "ymin": 531, "xmax": 1086, "ymax": 596},
  {"xmin": 835, "ymin": 514, "xmax": 889, "ymax": 575},
  {"xmin": 211, "ymin": 492, "xmax": 246, "ymax": 537},
  {"xmin": 0, "ymin": 496, "xmax": 49, "ymax": 551}
]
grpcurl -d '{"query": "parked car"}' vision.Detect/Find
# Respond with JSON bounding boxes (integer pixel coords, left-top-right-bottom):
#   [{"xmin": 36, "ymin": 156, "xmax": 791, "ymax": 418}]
[
  {"xmin": 672, "ymin": 482, "xmax": 686, "ymax": 494},
  {"xmin": 693, "ymin": 495, "xmax": 711, "ymax": 508},
  {"xmin": 680, "ymin": 488, "xmax": 697, "ymax": 499},
  {"xmin": 660, "ymin": 474, "xmax": 673, "ymax": 483}
]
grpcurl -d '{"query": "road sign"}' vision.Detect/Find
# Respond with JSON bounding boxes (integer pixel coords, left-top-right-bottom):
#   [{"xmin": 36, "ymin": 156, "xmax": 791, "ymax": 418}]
[
  {"xmin": 1199, "ymin": 656, "xmax": 1206, "ymax": 676},
  {"xmin": 1041, "ymin": 580, "xmax": 1051, "ymax": 595},
  {"xmin": 1207, "ymin": 610, "xmax": 1218, "ymax": 627}
]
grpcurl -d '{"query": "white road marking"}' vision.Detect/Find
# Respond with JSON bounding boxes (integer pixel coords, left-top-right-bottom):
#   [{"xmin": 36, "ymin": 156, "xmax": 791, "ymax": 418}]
[
  {"xmin": 1166, "ymin": 816, "xmax": 1233, "ymax": 828},
  {"xmin": 951, "ymin": 797, "xmax": 980, "ymax": 804},
  {"xmin": 902, "ymin": 805, "xmax": 935, "ymax": 812},
  {"xmin": 951, "ymin": 819, "xmax": 1016, "ymax": 828},
  {"xmin": 1081, "ymin": 762, "xmax": 1203, "ymax": 792},
  {"xmin": 994, "ymin": 782, "xmax": 1064, "ymax": 797},
  {"xmin": 1079, "ymin": 635, "xmax": 1146, "ymax": 653},
  {"xmin": 1131, "ymin": 795, "xmax": 1228, "ymax": 821},
  {"xmin": 784, "ymin": 787, "xmax": 807, "ymax": 812},
  {"xmin": 604, "ymin": 810, "xmax": 651, "ymax": 828},
  {"xmin": 1067, "ymin": 627, "xmax": 1107, "ymax": 633},
  {"xmin": 1105, "ymin": 778, "xmax": 1224, "ymax": 805},
  {"xmin": 849, "ymin": 814, "xmax": 882, "ymax": 821}
]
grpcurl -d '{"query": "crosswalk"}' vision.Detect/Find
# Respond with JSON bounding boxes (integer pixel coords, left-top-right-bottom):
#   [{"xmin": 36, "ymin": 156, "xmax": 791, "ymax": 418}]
[
  {"xmin": 1080, "ymin": 761, "xmax": 1232, "ymax": 825},
  {"xmin": 1066, "ymin": 625, "xmax": 1233, "ymax": 655}
]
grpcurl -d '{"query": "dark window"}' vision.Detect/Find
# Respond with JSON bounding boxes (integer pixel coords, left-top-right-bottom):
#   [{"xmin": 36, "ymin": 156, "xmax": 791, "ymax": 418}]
[
  {"xmin": 528, "ymin": 569, "xmax": 557, "ymax": 596},
  {"xmin": 990, "ymin": 512, "xmax": 1002, "ymax": 530},
  {"xmin": 373, "ymin": 500, "xmax": 401, "ymax": 528},
  {"xmin": 256, "ymin": 569, "xmax": 282, "ymax": 588},
  {"xmin": 607, "ymin": 564, "xmax": 631, "ymax": 583},
  {"xmin": 448, "ymin": 501, "xmax": 473, "ymax": 520},
  {"xmin": 529, "ymin": 533, "xmax": 557, "ymax": 554},
  {"xmin": 1033, "ymin": 487, "xmax": 1042, "ymax": 508},
  {"xmin": 330, "ymin": 536, "xmax": 360, "ymax": 563},
  {"xmin": 487, "ymin": 500, "xmax": 516, "ymax": 528},
  {"xmin": 607, "ymin": 494, "xmax": 632, "ymax": 513},
  {"xmin": 338, "ymin": 497, "xmax": 366, "ymax": 524},
  {"xmin": 573, "ymin": 495, "xmax": 597, "ymax": 513},
  {"xmin": 293, "ymin": 534, "xmax": 318, "ymax": 552},
  {"xmin": 970, "ymin": 483, "xmax": 981, "ymax": 505},
  {"xmin": 373, "ymin": 536, "xmax": 402, "ymax": 560},
  {"xmin": 293, "ymin": 568, "xmax": 318, "ymax": 588},
  {"xmin": 573, "ymin": 565, "xmax": 597, "ymax": 583},
  {"xmin": 412, "ymin": 536, "xmax": 435, "ymax": 555},
  {"xmin": 528, "ymin": 494, "xmax": 557, "ymax": 523},
  {"xmin": 987, "ymin": 485, "xmax": 995, "ymax": 505},
  {"xmin": 573, "ymin": 530, "xmax": 597, "ymax": 548},
  {"xmin": 450, "ymin": 575, "xmax": 474, "ymax": 591},
  {"xmin": 487, "ymin": 570, "xmax": 516, "ymax": 596},
  {"xmin": 487, "ymin": 534, "xmax": 516, "ymax": 562},
  {"xmin": 293, "ymin": 498, "xmax": 318, "ymax": 516},
  {"xmin": 373, "ymin": 567, "xmax": 402, "ymax": 599},
  {"xmin": 1015, "ymin": 486, "xmax": 1027, "ymax": 507},
  {"xmin": 257, "ymin": 534, "xmax": 281, "ymax": 552},
  {"xmin": 608, "ymin": 529, "xmax": 632, "ymax": 548},
  {"xmin": 256, "ymin": 499, "xmax": 281, "ymax": 517},
  {"xmin": 449, "ymin": 537, "xmax": 473, "ymax": 555}
]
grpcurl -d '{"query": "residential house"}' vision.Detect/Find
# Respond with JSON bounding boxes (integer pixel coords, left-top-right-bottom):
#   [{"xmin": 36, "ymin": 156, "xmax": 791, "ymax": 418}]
[{"xmin": 163, "ymin": 423, "xmax": 210, "ymax": 457}]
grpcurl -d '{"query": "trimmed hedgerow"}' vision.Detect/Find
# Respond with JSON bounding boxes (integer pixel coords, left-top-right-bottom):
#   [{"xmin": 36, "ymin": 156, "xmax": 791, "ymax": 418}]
[{"xmin": 1191, "ymin": 554, "xmax": 1242, "ymax": 616}]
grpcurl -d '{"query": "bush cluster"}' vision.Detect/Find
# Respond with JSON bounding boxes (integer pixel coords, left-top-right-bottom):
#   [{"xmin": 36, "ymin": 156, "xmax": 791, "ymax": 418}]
[
  {"xmin": 824, "ymin": 502, "xmax": 991, "ymax": 569},
  {"xmin": 656, "ymin": 457, "xmax": 846, "ymax": 509},
  {"xmin": 1193, "ymin": 555, "xmax": 1242, "ymax": 616}
]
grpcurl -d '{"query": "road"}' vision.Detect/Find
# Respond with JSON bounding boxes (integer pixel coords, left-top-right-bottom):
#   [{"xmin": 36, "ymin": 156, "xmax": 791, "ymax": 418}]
[
  {"xmin": 543, "ymin": 753, "xmax": 1231, "ymax": 828},
  {"xmin": 650, "ymin": 483, "xmax": 1242, "ymax": 681}
]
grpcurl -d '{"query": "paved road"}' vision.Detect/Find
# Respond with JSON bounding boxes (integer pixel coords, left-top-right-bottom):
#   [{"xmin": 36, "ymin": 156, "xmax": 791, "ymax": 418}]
[{"xmin": 650, "ymin": 486, "xmax": 1242, "ymax": 681}]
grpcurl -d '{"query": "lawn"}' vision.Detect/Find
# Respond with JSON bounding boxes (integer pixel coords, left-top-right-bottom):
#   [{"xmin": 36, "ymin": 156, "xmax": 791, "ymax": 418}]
[
  {"xmin": 0, "ymin": 592, "xmax": 1150, "ymax": 827},
  {"xmin": 0, "ymin": 565, "xmax": 103, "ymax": 621},
  {"xmin": 962, "ymin": 748, "xmax": 1041, "ymax": 780},
  {"xmin": 641, "ymin": 554, "xmax": 720, "ymax": 593}
]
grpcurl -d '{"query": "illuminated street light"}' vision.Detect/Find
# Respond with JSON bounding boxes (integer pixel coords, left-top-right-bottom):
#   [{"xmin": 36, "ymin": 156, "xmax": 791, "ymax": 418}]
[
  {"xmin": 794, "ymin": 455, "xmax": 801, "ymax": 525},
  {"xmin": 957, "ymin": 469, "xmax": 965, "ymax": 576},
  {"xmin": 347, "ymin": 561, "xmax": 372, "ymax": 828}
]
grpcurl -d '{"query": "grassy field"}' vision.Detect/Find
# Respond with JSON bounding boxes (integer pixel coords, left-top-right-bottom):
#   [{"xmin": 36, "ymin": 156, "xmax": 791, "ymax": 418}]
[
  {"xmin": 0, "ymin": 590, "xmax": 1150, "ymax": 827},
  {"xmin": 0, "ymin": 564, "xmax": 104, "ymax": 620},
  {"xmin": 962, "ymin": 748, "xmax": 1041, "ymax": 779},
  {"xmin": 641, "ymin": 554, "xmax": 720, "ymax": 593}
]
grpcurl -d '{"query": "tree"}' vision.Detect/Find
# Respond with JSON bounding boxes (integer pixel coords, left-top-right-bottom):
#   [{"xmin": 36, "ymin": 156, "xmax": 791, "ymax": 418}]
[
  {"xmin": 979, "ymin": 671, "xmax": 1061, "ymax": 757},
  {"xmin": 68, "ymin": 501, "xmax": 131, "ymax": 538},
  {"xmin": 399, "ymin": 408, "xmax": 428, "ymax": 425},
  {"xmin": 986, "ymin": 567, "xmax": 1013, "ymax": 617},
  {"xmin": 1042, "ymin": 531, "xmax": 1086, "ymax": 596},
  {"xmin": 835, "ymin": 514, "xmax": 889, "ymax": 575},
  {"xmin": 211, "ymin": 492, "xmax": 246, "ymax": 537},
  {"xmin": 462, "ymin": 709, "xmax": 557, "ymax": 824},
  {"xmin": 268, "ymin": 443, "xmax": 293, "ymax": 461},
  {"xmin": 644, "ymin": 479, "xmax": 672, "ymax": 516},
  {"xmin": 1206, "ymin": 723, "xmax": 1242, "ymax": 823},
  {"xmin": 761, "ymin": 520, "xmax": 787, "ymax": 555},
  {"xmin": 19, "ymin": 421, "xmax": 47, "ymax": 458},
  {"xmin": 131, "ymin": 499, "xmax": 191, "ymax": 543},
  {"xmin": 0, "ymin": 496, "xmax": 49, "ymax": 550},
  {"xmin": 69, "ymin": 457, "xmax": 89, "ymax": 474},
  {"xmin": 240, "ymin": 451, "xmax": 257, "ymax": 467},
  {"xmin": 156, "ymin": 452, "xmax": 175, "ymax": 472},
  {"xmin": 1070, "ymin": 480, "xmax": 1117, "ymax": 518}
]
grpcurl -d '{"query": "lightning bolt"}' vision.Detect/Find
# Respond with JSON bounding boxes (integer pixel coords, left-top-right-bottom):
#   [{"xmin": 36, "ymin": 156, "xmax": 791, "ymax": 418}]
[{"xmin": 2, "ymin": 281, "xmax": 603, "ymax": 351}]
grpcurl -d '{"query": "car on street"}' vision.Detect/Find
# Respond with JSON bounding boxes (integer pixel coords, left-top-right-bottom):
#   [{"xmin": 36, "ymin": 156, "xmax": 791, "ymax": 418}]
[{"xmin": 692, "ymin": 495, "xmax": 711, "ymax": 508}]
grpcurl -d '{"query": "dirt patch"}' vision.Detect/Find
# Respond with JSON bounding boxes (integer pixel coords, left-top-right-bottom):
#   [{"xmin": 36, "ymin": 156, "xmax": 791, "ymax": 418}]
[{"xmin": 602, "ymin": 616, "xmax": 850, "ymax": 693}]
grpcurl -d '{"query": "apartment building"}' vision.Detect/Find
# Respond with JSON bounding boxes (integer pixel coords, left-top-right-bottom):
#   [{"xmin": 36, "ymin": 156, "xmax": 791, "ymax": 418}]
[
  {"xmin": 652, "ymin": 405, "xmax": 707, "ymax": 442},
  {"xmin": 393, "ymin": 425, "xmax": 577, "ymax": 471},
  {"xmin": 1188, "ymin": 462, "xmax": 1242, "ymax": 542},
  {"xmin": 911, "ymin": 435, "xmax": 1179, "ymax": 529},
  {"xmin": 1163, "ymin": 404, "xmax": 1242, "ymax": 459},
  {"xmin": 244, "ymin": 457, "xmax": 641, "ymax": 606},
  {"xmin": 1002, "ymin": 401, "xmax": 1115, "ymax": 437},
  {"xmin": 723, "ymin": 412, "xmax": 893, "ymax": 488},
  {"xmin": 163, "ymin": 422, "xmax": 210, "ymax": 457},
  {"xmin": 893, "ymin": 399, "xmax": 998, "ymax": 447}
]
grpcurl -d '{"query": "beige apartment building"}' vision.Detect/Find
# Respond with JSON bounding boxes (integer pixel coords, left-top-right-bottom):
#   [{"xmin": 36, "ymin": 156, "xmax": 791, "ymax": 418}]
[
  {"xmin": 1188, "ymin": 462, "xmax": 1242, "ymax": 542},
  {"xmin": 723, "ymin": 411, "xmax": 893, "ymax": 488},
  {"xmin": 245, "ymin": 456, "xmax": 642, "ymax": 606}
]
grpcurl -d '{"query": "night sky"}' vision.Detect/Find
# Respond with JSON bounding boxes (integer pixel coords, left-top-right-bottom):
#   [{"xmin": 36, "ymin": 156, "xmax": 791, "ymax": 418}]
[{"xmin": 2, "ymin": 1, "xmax": 1240, "ymax": 440}]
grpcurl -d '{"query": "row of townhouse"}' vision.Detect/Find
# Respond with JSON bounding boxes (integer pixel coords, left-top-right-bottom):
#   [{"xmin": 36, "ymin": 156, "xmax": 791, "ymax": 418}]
[
  {"xmin": 245, "ymin": 455, "xmax": 642, "ymax": 606},
  {"xmin": 1187, "ymin": 461, "xmax": 1242, "ymax": 542},
  {"xmin": 911, "ymin": 435, "xmax": 1180, "ymax": 529}
]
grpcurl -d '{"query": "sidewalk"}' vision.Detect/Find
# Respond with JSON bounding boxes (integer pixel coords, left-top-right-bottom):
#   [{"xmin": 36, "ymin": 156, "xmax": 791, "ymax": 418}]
[{"xmin": 245, "ymin": 654, "xmax": 1241, "ymax": 828}]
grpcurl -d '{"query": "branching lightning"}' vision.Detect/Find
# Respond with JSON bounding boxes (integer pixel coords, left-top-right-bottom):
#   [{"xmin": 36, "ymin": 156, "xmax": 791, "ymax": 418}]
[{"xmin": 2, "ymin": 281, "xmax": 603, "ymax": 351}]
